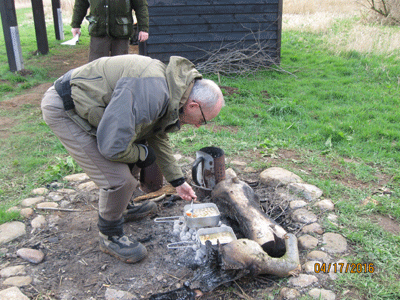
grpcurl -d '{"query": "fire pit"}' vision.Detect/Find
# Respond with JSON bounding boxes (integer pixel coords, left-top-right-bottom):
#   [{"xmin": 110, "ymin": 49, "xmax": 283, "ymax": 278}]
[{"xmin": 149, "ymin": 149, "xmax": 301, "ymax": 299}]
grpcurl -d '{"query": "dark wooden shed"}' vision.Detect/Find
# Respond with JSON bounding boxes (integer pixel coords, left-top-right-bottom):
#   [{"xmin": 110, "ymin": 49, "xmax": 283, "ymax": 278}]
[{"xmin": 141, "ymin": 0, "xmax": 283, "ymax": 67}]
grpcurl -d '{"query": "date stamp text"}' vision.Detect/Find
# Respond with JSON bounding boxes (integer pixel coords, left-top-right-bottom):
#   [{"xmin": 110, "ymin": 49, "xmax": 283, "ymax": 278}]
[{"xmin": 314, "ymin": 263, "xmax": 375, "ymax": 274}]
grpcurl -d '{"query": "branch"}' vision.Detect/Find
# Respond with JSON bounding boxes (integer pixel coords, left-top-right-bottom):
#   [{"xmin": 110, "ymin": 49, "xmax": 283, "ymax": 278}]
[{"xmin": 184, "ymin": 25, "xmax": 296, "ymax": 78}]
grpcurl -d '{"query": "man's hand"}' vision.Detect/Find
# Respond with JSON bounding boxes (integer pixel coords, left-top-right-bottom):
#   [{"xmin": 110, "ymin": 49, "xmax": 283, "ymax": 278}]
[
  {"xmin": 138, "ymin": 31, "xmax": 149, "ymax": 42},
  {"xmin": 71, "ymin": 28, "xmax": 81, "ymax": 37},
  {"xmin": 176, "ymin": 182, "xmax": 197, "ymax": 201}
]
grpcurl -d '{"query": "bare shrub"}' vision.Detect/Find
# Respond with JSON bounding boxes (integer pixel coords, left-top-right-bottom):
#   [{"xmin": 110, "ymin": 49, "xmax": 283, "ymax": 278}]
[
  {"xmin": 359, "ymin": 0, "xmax": 400, "ymax": 25},
  {"xmin": 192, "ymin": 28, "xmax": 294, "ymax": 78}
]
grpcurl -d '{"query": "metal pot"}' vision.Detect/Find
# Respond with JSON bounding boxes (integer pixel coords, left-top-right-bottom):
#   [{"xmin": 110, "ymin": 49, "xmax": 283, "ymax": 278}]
[
  {"xmin": 153, "ymin": 203, "xmax": 220, "ymax": 228},
  {"xmin": 183, "ymin": 203, "xmax": 220, "ymax": 228},
  {"xmin": 167, "ymin": 226, "xmax": 237, "ymax": 249}
]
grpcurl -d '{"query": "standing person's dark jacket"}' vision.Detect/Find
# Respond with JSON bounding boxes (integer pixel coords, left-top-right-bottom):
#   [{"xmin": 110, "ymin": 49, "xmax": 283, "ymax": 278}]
[{"xmin": 71, "ymin": 0, "xmax": 149, "ymax": 39}]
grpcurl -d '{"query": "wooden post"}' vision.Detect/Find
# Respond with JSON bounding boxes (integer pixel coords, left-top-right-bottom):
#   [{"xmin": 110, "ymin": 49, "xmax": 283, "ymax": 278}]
[
  {"xmin": 51, "ymin": 0, "xmax": 64, "ymax": 40},
  {"xmin": 0, "ymin": 0, "xmax": 24, "ymax": 71},
  {"xmin": 31, "ymin": 0, "xmax": 49, "ymax": 54}
]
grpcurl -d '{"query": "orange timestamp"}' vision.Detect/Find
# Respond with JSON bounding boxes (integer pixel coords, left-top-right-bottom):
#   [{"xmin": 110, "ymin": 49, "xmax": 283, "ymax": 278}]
[{"xmin": 314, "ymin": 262, "xmax": 375, "ymax": 274}]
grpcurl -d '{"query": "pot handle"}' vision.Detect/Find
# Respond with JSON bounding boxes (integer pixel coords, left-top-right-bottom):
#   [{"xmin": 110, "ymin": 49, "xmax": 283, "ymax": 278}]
[{"xmin": 192, "ymin": 156, "xmax": 204, "ymax": 186}]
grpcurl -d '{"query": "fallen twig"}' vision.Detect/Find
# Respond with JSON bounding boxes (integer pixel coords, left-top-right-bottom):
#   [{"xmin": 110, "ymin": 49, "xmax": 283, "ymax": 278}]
[
  {"xmin": 36, "ymin": 207, "xmax": 82, "ymax": 212},
  {"xmin": 150, "ymin": 194, "xmax": 166, "ymax": 202},
  {"xmin": 133, "ymin": 184, "xmax": 176, "ymax": 202}
]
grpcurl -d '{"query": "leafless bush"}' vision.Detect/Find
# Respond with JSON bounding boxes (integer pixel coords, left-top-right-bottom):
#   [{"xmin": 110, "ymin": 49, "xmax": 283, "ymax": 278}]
[
  {"xmin": 191, "ymin": 27, "xmax": 294, "ymax": 78},
  {"xmin": 359, "ymin": 0, "xmax": 400, "ymax": 25}
]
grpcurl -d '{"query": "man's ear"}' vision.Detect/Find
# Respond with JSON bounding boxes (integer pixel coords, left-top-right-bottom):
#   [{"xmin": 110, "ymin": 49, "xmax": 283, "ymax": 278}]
[{"xmin": 187, "ymin": 100, "xmax": 199, "ymax": 110}]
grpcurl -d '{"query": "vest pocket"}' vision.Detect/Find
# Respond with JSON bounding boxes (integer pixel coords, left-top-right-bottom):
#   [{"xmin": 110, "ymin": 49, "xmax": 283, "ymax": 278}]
[
  {"xmin": 86, "ymin": 15, "xmax": 107, "ymax": 37},
  {"xmin": 111, "ymin": 16, "xmax": 133, "ymax": 38}
]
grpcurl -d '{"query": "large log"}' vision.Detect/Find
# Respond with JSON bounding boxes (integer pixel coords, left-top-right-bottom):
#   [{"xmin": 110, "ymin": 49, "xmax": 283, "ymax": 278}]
[
  {"xmin": 211, "ymin": 174, "xmax": 288, "ymax": 257},
  {"xmin": 220, "ymin": 233, "xmax": 301, "ymax": 277}
]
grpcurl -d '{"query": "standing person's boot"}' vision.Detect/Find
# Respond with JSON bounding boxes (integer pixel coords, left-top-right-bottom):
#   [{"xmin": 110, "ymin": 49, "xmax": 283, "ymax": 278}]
[
  {"xmin": 123, "ymin": 200, "xmax": 157, "ymax": 222},
  {"xmin": 98, "ymin": 215, "xmax": 147, "ymax": 263}
]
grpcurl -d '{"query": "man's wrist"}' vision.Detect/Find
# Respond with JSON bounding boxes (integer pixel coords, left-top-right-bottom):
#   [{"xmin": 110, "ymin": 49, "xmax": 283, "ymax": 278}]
[{"xmin": 169, "ymin": 177, "xmax": 185, "ymax": 187}]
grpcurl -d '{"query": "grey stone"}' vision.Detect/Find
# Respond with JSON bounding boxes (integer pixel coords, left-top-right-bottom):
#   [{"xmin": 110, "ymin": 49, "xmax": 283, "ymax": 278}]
[
  {"xmin": 0, "ymin": 286, "xmax": 30, "ymax": 300},
  {"xmin": 49, "ymin": 182, "xmax": 64, "ymax": 189},
  {"xmin": 327, "ymin": 214, "xmax": 338, "ymax": 222},
  {"xmin": 57, "ymin": 188, "xmax": 77, "ymax": 195},
  {"xmin": 230, "ymin": 160, "xmax": 247, "ymax": 166},
  {"xmin": 0, "ymin": 265, "xmax": 26, "ymax": 278},
  {"xmin": 244, "ymin": 167, "xmax": 256, "ymax": 173},
  {"xmin": 306, "ymin": 250, "xmax": 330, "ymax": 262},
  {"xmin": 288, "ymin": 183, "xmax": 323, "ymax": 201},
  {"xmin": 322, "ymin": 233, "xmax": 348, "ymax": 254},
  {"xmin": 308, "ymin": 288, "xmax": 336, "ymax": 300},
  {"xmin": 19, "ymin": 208, "xmax": 34, "ymax": 218},
  {"xmin": 31, "ymin": 215, "xmax": 47, "ymax": 229},
  {"xmin": 0, "ymin": 222, "xmax": 26, "ymax": 245},
  {"xmin": 259, "ymin": 167, "xmax": 303, "ymax": 187},
  {"xmin": 60, "ymin": 200, "xmax": 72, "ymax": 208},
  {"xmin": 288, "ymin": 274, "xmax": 318, "ymax": 288},
  {"xmin": 279, "ymin": 287, "xmax": 301, "ymax": 299},
  {"xmin": 64, "ymin": 173, "xmax": 89, "ymax": 182},
  {"xmin": 6, "ymin": 206, "xmax": 19, "ymax": 213},
  {"xmin": 36, "ymin": 202, "xmax": 59, "ymax": 209},
  {"xmin": 298, "ymin": 235, "xmax": 319, "ymax": 249},
  {"xmin": 301, "ymin": 223, "xmax": 324, "ymax": 234},
  {"xmin": 104, "ymin": 288, "xmax": 136, "ymax": 300},
  {"xmin": 303, "ymin": 260, "xmax": 320, "ymax": 273},
  {"xmin": 292, "ymin": 209, "xmax": 318, "ymax": 224},
  {"xmin": 48, "ymin": 192, "xmax": 64, "ymax": 202},
  {"xmin": 314, "ymin": 199, "xmax": 335, "ymax": 211},
  {"xmin": 16, "ymin": 248, "xmax": 45, "ymax": 264},
  {"xmin": 20, "ymin": 196, "xmax": 44, "ymax": 207},
  {"xmin": 289, "ymin": 200, "xmax": 308, "ymax": 209},
  {"xmin": 2, "ymin": 276, "xmax": 32, "ymax": 287},
  {"xmin": 31, "ymin": 187, "xmax": 48, "ymax": 195},
  {"xmin": 77, "ymin": 181, "xmax": 98, "ymax": 191}
]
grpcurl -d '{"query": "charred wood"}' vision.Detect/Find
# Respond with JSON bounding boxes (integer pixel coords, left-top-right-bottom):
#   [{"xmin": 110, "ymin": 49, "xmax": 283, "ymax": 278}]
[
  {"xmin": 211, "ymin": 176, "xmax": 287, "ymax": 257},
  {"xmin": 220, "ymin": 233, "xmax": 301, "ymax": 277}
]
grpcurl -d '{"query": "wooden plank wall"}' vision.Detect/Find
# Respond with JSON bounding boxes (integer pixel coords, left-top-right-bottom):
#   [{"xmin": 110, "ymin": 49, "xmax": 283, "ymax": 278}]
[{"xmin": 143, "ymin": 0, "xmax": 282, "ymax": 64}]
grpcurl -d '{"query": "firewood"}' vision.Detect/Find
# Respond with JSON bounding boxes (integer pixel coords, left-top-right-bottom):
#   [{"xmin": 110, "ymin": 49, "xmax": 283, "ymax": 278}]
[{"xmin": 212, "ymin": 175, "xmax": 287, "ymax": 257}]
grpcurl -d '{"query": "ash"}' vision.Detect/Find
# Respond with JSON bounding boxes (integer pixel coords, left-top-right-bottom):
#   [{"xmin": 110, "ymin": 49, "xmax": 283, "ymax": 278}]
[{"xmin": 169, "ymin": 218, "xmax": 232, "ymax": 266}]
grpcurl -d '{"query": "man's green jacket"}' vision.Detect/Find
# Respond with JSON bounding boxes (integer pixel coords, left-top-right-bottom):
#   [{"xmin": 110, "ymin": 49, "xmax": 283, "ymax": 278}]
[
  {"xmin": 71, "ymin": 0, "xmax": 149, "ymax": 38},
  {"xmin": 66, "ymin": 55, "xmax": 201, "ymax": 185}
]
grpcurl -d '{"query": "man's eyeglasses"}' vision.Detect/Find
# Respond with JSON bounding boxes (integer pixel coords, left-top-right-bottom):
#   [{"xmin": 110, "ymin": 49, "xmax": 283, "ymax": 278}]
[{"xmin": 196, "ymin": 102, "xmax": 207, "ymax": 125}]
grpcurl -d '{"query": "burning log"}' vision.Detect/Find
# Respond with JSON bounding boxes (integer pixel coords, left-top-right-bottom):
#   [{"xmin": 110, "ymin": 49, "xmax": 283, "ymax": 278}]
[{"xmin": 211, "ymin": 174, "xmax": 288, "ymax": 257}]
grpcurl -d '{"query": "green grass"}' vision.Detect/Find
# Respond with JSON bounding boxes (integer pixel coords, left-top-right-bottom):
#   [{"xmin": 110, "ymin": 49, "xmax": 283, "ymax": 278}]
[{"xmin": 0, "ymin": 8, "xmax": 399, "ymax": 299}]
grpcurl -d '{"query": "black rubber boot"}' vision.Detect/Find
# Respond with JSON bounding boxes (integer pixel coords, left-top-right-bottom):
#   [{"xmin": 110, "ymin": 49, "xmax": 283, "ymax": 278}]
[{"xmin": 98, "ymin": 215, "xmax": 147, "ymax": 263}]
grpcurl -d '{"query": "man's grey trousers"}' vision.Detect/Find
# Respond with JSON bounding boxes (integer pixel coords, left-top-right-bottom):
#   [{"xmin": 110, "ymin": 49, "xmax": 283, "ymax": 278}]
[{"xmin": 41, "ymin": 86, "xmax": 138, "ymax": 221}]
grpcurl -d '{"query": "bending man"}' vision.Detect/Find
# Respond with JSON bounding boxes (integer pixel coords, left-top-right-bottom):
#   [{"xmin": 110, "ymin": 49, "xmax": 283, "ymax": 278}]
[{"xmin": 41, "ymin": 54, "xmax": 224, "ymax": 263}]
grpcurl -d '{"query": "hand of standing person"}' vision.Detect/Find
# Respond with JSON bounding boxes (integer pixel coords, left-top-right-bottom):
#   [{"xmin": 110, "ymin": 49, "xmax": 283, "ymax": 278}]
[
  {"xmin": 138, "ymin": 31, "xmax": 149, "ymax": 42},
  {"xmin": 71, "ymin": 28, "xmax": 81, "ymax": 37}
]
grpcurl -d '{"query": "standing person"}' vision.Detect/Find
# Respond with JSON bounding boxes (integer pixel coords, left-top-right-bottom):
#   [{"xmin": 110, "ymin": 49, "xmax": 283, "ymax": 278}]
[
  {"xmin": 70, "ymin": 0, "xmax": 149, "ymax": 62},
  {"xmin": 41, "ymin": 54, "xmax": 225, "ymax": 264}
]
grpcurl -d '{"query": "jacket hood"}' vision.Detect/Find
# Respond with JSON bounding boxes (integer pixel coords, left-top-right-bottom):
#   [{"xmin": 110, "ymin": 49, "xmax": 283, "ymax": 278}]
[{"xmin": 166, "ymin": 56, "xmax": 202, "ymax": 108}]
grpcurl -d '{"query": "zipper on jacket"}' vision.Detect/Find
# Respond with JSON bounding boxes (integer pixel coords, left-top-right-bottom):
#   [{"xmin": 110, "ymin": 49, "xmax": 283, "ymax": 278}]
[{"xmin": 73, "ymin": 76, "xmax": 103, "ymax": 81}]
